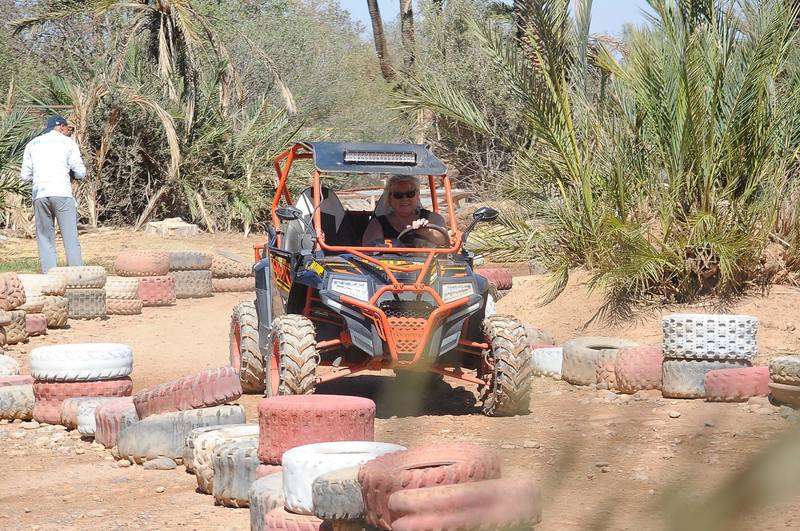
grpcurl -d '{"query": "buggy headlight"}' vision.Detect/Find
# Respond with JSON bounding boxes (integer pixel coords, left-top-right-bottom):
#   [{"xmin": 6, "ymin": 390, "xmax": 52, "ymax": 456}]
[
  {"xmin": 330, "ymin": 278, "xmax": 370, "ymax": 301},
  {"xmin": 441, "ymin": 282, "xmax": 474, "ymax": 303}
]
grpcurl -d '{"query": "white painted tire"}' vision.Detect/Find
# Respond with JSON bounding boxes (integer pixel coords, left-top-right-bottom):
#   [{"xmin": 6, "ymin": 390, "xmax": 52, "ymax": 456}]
[
  {"xmin": 282, "ymin": 441, "xmax": 406, "ymax": 515},
  {"xmin": 0, "ymin": 354, "xmax": 20, "ymax": 376},
  {"xmin": 0, "ymin": 384, "xmax": 34, "ymax": 420},
  {"xmin": 192, "ymin": 424, "xmax": 259, "ymax": 494},
  {"xmin": 532, "ymin": 347, "xmax": 563, "ymax": 378},
  {"xmin": 18, "ymin": 274, "xmax": 66, "ymax": 297},
  {"xmin": 76, "ymin": 398, "xmax": 117, "ymax": 436},
  {"xmin": 662, "ymin": 313, "xmax": 758, "ymax": 361},
  {"xmin": 47, "ymin": 266, "xmax": 107, "ymax": 289},
  {"xmin": 105, "ymin": 277, "xmax": 140, "ymax": 299},
  {"xmin": 249, "ymin": 474, "xmax": 284, "ymax": 531},
  {"xmin": 212, "ymin": 438, "xmax": 261, "ymax": 507},
  {"xmin": 30, "ymin": 343, "xmax": 133, "ymax": 382}
]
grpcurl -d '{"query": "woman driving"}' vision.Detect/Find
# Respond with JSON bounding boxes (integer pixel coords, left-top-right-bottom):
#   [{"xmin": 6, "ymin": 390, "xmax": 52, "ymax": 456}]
[{"xmin": 362, "ymin": 175, "xmax": 449, "ymax": 247}]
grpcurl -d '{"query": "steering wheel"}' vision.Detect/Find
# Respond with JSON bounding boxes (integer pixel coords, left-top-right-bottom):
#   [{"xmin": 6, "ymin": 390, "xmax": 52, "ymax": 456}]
[{"xmin": 396, "ymin": 223, "xmax": 451, "ymax": 247}]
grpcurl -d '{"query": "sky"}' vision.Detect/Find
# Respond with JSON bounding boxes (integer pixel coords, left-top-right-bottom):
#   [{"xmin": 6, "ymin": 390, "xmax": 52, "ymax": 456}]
[{"xmin": 345, "ymin": 0, "xmax": 650, "ymax": 36}]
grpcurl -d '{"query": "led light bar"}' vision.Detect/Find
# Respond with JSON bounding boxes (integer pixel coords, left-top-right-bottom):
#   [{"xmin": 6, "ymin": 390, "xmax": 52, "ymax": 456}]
[{"xmin": 343, "ymin": 150, "xmax": 417, "ymax": 165}]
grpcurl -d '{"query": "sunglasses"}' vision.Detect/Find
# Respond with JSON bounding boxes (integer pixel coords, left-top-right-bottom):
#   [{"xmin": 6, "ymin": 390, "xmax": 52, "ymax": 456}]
[{"xmin": 391, "ymin": 190, "xmax": 417, "ymax": 199}]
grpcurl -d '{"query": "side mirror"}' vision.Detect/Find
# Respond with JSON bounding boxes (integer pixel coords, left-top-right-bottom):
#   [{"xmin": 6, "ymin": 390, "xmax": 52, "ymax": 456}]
[
  {"xmin": 276, "ymin": 206, "xmax": 303, "ymax": 221},
  {"xmin": 473, "ymin": 206, "xmax": 499, "ymax": 223}
]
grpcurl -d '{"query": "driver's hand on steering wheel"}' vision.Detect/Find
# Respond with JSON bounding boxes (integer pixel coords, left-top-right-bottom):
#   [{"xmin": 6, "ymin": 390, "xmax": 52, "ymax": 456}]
[{"xmin": 409, "ymin": 218, "xmax": 430, "ymax": 230}]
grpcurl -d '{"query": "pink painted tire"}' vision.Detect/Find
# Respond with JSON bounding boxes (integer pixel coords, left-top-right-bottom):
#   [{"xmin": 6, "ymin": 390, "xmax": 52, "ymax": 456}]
[
  {"xmin": 475, "ymin": 267, "xmax": 512, "ymax": 290},
  {"xmin": 257, "ymin": 395, "xmax": 375, "ymax": 465},
  {"xmin": 0, "ymin": 375, "xmax": 34, "ymax": 387},
  {"xmin": 32, "ymin": 377, "xmax": 133, "ymax": 424},
  {"xmin": 94, "ymin": 397, "xmax": 138, "ymax": 448},
  {"xmin": 262, "ymin": 507, "xmax": 327, "ymax": 530},
  {"xmin": 704, "ymin": 366, "xmax": 770, "ymax": 402},
  {"xmin": 137, "ymin": 275, "xmax": 176, "ymax": 306},
  {"xmin": 114, "ymin": 250, "xmax": 170, "ymax": 277},
  {"xmin": 132, "ymin": 366, "xmax": 242, "ymax": 419},
  {"xmin": 614, "ymin": 346, "xmax": 664, "ymax": 394},
  {"xmin": 25, "ymin": 313, "xmax": 47, "ymax": 337},
  {"xmin": 212, "ymin": 277, "xmax": 255, "ymax": 293}
]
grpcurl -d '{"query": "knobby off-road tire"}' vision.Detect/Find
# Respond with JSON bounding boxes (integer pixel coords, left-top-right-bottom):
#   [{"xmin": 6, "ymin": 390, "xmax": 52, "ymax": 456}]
[
  {"xmin": 230, "ymin": 301, "xmax": 264, "ymax": 394},
  {"xmin": 0, "ymin": 273, "xmax": 26, "ymax": 311},
  {"xmin": 480, "ymin": 315, "xmax": 533, "ymax": 416},
  {"xmin": 170, "ymin": 270, "xmax": 213, "ymax": 299},
  {"xmin": 191, "ymin": 424, "xmax": 259, "ymax": 494},
  {"xmin": 273, "ymin": 315, "xmax": 319, "ymax": 396},
  {"xmin": 65, "ymin": 288, "xmax": 107, "ymax": 319},
  {"xmin": 3, "ymin": 310, "xmax": 28, "ymax": 345},
  {"xmin": 0, "ymin": 384, "xmax": 34, "ymax": 420},
  {"xmin": 249, "ymin": 473, "xmax": 285, "ymax": 531},
  {"xmin": 42, "ymin": 296, "xmax": 68, "ymax": 328},
  {"xmin": 212, "ymin": 438, "xmax": 261, "ymax": 507},
  {"xmin": 312, "ymin": 466, "xmax": 365, "ymax": 520}
]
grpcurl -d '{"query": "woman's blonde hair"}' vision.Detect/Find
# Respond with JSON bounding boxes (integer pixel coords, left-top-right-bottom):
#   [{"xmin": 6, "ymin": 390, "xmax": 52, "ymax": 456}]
[{"xmin": 381, "ymin": 175, "xmax": 421, "ymax": 214}]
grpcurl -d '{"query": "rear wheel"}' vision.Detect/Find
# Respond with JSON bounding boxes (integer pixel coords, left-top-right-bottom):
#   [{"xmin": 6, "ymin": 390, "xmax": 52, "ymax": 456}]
[
  {"xmin": 229, "ymin": 301, "xmax": 264, "ymax": 394},
  {"xmin": 480, "ymin": 315, "xmax": 532, "ymax": 416},
  {"xmin": 271, "ymin": 315, "xmax": 319, "ymax": 396}
]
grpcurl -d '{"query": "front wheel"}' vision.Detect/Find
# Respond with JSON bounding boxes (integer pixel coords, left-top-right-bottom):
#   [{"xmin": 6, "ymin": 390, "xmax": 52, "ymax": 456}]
[
  {"xmin": 229, "ymin": 301, "xmax": 265, "ymax": 394},
  {"xmin": 480, "ymin": 315, "xmax": 533, "ymax": 416},
  {"xmin": 270, "ymin": 314, "xmax": 319, "ymax": 396}
]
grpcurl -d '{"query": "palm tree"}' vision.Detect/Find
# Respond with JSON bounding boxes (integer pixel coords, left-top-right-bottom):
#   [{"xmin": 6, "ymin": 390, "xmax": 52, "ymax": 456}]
[{"xmin": 367, "ymin": 0, "xmax": 396, "ymax": 83}]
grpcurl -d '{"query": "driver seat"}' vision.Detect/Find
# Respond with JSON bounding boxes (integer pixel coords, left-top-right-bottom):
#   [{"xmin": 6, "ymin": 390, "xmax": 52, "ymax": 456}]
[{"xmin": 283, "ymin": 187, "xmax": 357, "ymax": 251}]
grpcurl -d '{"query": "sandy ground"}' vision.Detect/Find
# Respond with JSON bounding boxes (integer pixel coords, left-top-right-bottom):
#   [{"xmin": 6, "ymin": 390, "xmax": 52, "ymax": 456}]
[{"xmin": 1, "ymin": 229, "xmax": 799, "ymax": 530}]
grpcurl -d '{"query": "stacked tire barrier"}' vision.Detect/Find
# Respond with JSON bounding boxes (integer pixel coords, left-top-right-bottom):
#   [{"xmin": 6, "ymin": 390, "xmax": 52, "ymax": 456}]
[
  {"xmin": 48, "ymin": 266, "xmax": 108, "ymax": 320},
  {"xmin": 169, "ymin": 251, "xmax": 213, "ymax": 299},
  {"xmin": 0, "ymin": 354, "xmax": 34, "ymax": 420},
  {"xmin": 769, "ymin": 355, "xmax": 800, "ymax": 407},
  {"xmin": 211, "ymin": 254, "xmax": 254, "ymax": 293},
  {"xmin": 17, "ymin": 274, "xmax": 61, "ymax": 332},
  {"xmin": 561, "ymin": 336, "xmax": 639, "ymax": 387},
  {"xmin": 105, "ymin": 277, "xmax": 142, "ymax": 315},
  {"xmin": 29, "ymin": 343, "xmax": 134, "ymax": 424},
  {"xmin": 1, "ymin": 273, "xmax": 28, "ymax": 345},
  {"xmin": 114, "ymin": 250, "xmax": 175, "ymax": 307},
  {"xmin": 662, "ymin": 314, "xmax": 757, "ymax": 399}
]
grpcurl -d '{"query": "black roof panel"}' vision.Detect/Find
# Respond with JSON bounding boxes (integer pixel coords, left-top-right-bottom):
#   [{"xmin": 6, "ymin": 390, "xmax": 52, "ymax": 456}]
[{"xmin": 300, "ymin": 141, "xmax": 447, "ymax": 176}]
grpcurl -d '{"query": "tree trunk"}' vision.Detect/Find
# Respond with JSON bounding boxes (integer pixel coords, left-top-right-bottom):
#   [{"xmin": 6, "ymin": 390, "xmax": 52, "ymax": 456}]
[
  {"xmin": 399, "ymin": 0, "xmax": 416, "ymax": 75},
  {"xmin": 366, "ymin": 0, "xmax": 395, "ymax": 83}
]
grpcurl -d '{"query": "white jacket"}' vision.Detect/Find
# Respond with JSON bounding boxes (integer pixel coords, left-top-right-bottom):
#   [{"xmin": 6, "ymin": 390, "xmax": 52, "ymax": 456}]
[{"xmin": 20, "ymin": 130, "xmax": 86, "ymax": 201}]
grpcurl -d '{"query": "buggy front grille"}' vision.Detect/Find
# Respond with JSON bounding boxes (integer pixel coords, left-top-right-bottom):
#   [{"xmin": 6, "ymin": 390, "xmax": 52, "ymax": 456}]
[{"xmin": 380, "ymin": 301, "xmax": 435, "ymax": 358}]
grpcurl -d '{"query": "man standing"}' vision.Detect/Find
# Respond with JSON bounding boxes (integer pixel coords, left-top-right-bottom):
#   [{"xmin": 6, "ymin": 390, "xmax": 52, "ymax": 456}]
[{"xmin": 20, "ymin": 115, "xmax": 86, "ymax": 272}]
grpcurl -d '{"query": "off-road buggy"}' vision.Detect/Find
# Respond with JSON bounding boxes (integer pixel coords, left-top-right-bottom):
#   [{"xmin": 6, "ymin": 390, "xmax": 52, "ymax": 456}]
[{"xmin": 229, "ymin": 142, "xmax": 532, "ymax": 416}]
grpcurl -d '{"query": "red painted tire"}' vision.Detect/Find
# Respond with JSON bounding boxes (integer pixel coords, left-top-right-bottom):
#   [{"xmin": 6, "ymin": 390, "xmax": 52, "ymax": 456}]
[
  {"xmin": 0, "ymin": 375, "xmax": 34, "ymax": 387},
  {"xmin": 32, "ymin": 377, "xmax": 133, "ymax": 424},
  {"xmin": 359, "ymin": 443, "xmax": 502, "ymax": 529},
  {"xmin": 137, "ymin": 275, "xmax": 176, "ymax": 306},
  {"xmin": 704, "ymin": 366, "xmax": 770, "ymax": 402},
  {"xmin": 25, "ymin": 313, "xmax": 47, "ymax": 337},
  {"xmin": 212, "ymin": 277, "xmax": 255, "ymax": 293},
  {"xmin": 132, "ymin": 366, "xmax": 242, "ymax": 419},
  {"xmin": 389, "ymin": 479, "xmax": 542, "ymax": 531},
  {"xmin": 262, "ymin": 507, "xmax": 327, "ymax": 530},
  {"xmin": 475, "ymin": 267, "xmax": 512, "ymax": 290},
  {"xmin": 257, "ymin": 395, "xmax": 376, "ymax": 465},
  {"xmin": 614, "ymin": 346, "xmax": 664, "ymax": 394},
  {"xmin": 94, "ymin": 397, "xmax": 138, "ymax": 448},
  {"xmin": 114, "ymin": 250, "xmax": 170, "ymax": 277},
  {"xmin": 0, "ymin": 272, "xmax": 26, "ymax": 311},
  {"xmin": 256, "ymin": 464, "xmax": 282, "ymax": 479}
]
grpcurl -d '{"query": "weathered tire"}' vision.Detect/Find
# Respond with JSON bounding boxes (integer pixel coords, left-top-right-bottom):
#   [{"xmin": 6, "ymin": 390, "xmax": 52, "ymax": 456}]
[
  {"xmin": 0, "ymin": 375, "xmax": 33, "ymax": 387},
  {"xmin": 47, "ymin": 266, "xmax": 106, "ymax": 289},
  {"xmin": 614, "ymin": 346, "xmax": 664, "ymax": 394},
  {"xmin": 230, "ymin": 301, "xmax": 264, "ymax": 394},
  {"xmin": 0, "ymin": 310, "xmax": 10, "ymax": 325},
  {"xmin": 25, "ymin": 313, "xmax": 47, "ymax": 336},
  {"xmin": 531, "ymin": 347, "xmax": 563, "ymax": 378},
  {"xmin": 662, "ymin": 359, "xmax": 751, "ymax": 399},
  {"xmin": 2, "ymin": 310, "xmax": 28, "ymax": 345},
  {"xmin": 42, "ymin": 296, "xmax": 68, "ymax": 328},
  {"xmin": 170, "ymin": 270, "xmax": 212, "ymax": 299},
  {"xmin": 212, "ymin": 276, "xmax": 256, "ymax": 293},
  {"xmin": 169, "ymin": 251, "xmax": 213, "ymax": 271},
  {"xmin": 0, "ymin": 272, "xmax": 27, "ymax": 310},
  {"xmin": 185, "ymin": 425, "xmax": 226, "ymax": 475},
  {"xmin": 18, "ymin": 293, "xmax": 44, "ymax": 313},
  {"xmin": 65, "ymin": 288, "xmax": 106, "ymax": 319},
  {"xmin": 116, "ymin": 405, "xmax": 246, "ymax": 464},
  {"xmin": 257, "ymin": 464, "xmax": 283, "ymax": 478},
  {"xmin": 262, "ymin": 508, "xmax": 326, "ymax": 531},
  {"xmin": 106, "ymin": 298, "xmax": 143, "ymax": 315},
  {"xmin": 104, "ymin": 277, "xmax": 140, "ymax": 299},
  {"xmin": 359, "ymin": 443, "xmax": 502, "ymax": 529},
  {"xmin": 137, "ymin": 275, "xmax": 176, "ymax": 306},
  {"xmin": 250, "ymin": 474, "xmax": 285, "ymax": 531},
  {"xmin": 0, "ymin": 354, "xmax": 19, "ymax": 376},
  {"xmin": 212, "ymin": 438, "xmax": 261, "ymax": 507},
  {"xmin": 60, "ymin": 397, "xmax": 100, "ymax": 429},
  {"xmin": 258, "ymin": 395, "xmax": 376, "ymax": 465},
  {"xmin": 769, "ymin": 355, "xmax": 800, "ymax": 386},
  {"xmin": 312, "ymin": 466, "xmax": 364, "ymax": 520},
  {"xmin": 475, "ymin": 267, "xmax": 512, "ymax": 290},
  {"xmin": 272, "ymin": 314, "xmax": 319, "ymax": 396},
  {"xmin": 94, "ymin": 397, "xmax": 138, "ymax": 448},
  {"xmin": 114, "ymin": 251, "xmax": 170, "ymax": 277},
  {"xmin": 77, "ymin": 397, "xmax": 118, "ymax": 436},
  {"xmin": 18, "ymin": 273, "xmax": 66, "ymax": 297},
  {"xmin": 662, "ymin": 313, "xmax": 758, "ymax": 361},
  {"xmin": 562, "ymin": 336, "xmax": 638, "ymax": 386},
  {"xmin": 191, "ymin": 424, "xmax": 259, "ymax": 494},
  {"xmin": 480, "ymin": 315, "xmax": 532, "ymax": 416},
  {"xmin": 132, "ymin": 366, "xmax": 242, "ymax": 419},
  {"xmin": 30, "ymin": 343, "xmax": 133, "ymax": 382},
  {"xmin": 0, "ymin": 384, "xmax": 34, "ymax": 420},
  {"xmin": 283, "ymin": 441, "xmax": 405, "ymax": 515},
  {"xmin": 211, "ymin": 254, "xmax": 253, "ymax": 278},
  {"xmin": 768, "ymin": 382, "xmax": 800, "ymax": 407},
  {"xmin": 388, "ymin": 478, "xmax": 542, "ymax": 531},
  {"xmin": 523, "ymin": 324, "xmax": 556, "ymax": 347},
  {"xmin": 32, "ymin": 377, "xmax": 133, "ymax": 424},
  {"xmin": 704, "ymin": 366, "xmax": 770, "ymax": 402}
]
